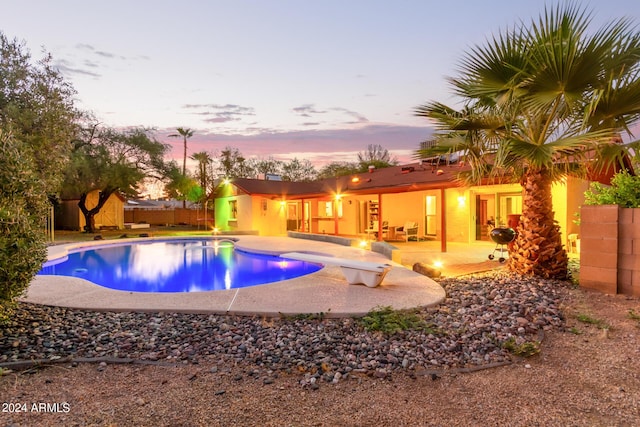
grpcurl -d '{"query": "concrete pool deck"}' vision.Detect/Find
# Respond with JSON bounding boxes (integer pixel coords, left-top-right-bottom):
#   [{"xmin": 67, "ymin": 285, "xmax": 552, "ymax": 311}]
[{"xmin": 24, "ymin": 235, "xmax": 452, "ymax": 317}]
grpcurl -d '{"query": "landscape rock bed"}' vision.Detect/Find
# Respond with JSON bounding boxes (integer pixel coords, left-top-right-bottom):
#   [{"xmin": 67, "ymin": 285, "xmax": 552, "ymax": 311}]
[{"xmin": 1, "ymin": 271, "xmax": 568, "ymax": 383}]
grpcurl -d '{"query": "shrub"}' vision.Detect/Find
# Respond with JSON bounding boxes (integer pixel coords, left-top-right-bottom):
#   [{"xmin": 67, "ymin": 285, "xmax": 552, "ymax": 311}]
[
  {"xmin": 0, "ymin": 131, "xmax": 48, "ymax": 322},
  {"xmin": 359, "ymin": 306, "xmax": 439, "ymax": 335},
  {"xmin": 584, "ymin": 171, "xmax": 640, "ymax": 208}
]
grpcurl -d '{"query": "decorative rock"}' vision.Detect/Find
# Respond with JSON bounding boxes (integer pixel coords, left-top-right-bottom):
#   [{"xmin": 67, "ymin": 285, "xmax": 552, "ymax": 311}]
[{"xmin": 0, "ymin": 271, "xmax": 568, "ymax": 385}]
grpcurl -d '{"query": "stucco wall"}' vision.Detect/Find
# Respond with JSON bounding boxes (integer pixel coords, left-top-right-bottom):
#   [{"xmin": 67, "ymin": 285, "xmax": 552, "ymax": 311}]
[
  {"xmin": 251, "ymin": 197, "xmax": 288, "ymax": 236},
  {"xmin": 445, "ymin": 188, "xmax": 471, "ymax": 243},
  {"xmin": 381, "ymin": 191, "xmax": 428, "ymax": 238}
]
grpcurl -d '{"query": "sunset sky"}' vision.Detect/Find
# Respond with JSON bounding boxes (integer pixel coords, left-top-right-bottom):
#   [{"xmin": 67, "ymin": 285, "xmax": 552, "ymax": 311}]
[{"xmin": 3, "ymin": 0, "xmax": 640, "ymax": 168}]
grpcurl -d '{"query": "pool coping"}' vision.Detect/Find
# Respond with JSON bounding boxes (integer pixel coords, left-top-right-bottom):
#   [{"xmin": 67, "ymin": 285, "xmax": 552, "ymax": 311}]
[{"xmin": 24, "ymin": 235, "xmax": 446, "ymax": 318}]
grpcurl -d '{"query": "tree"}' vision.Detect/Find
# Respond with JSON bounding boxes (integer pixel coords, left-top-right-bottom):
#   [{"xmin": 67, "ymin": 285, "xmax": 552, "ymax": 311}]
[
  {"xmin": 317, "ymin": 161, "xmax": 360, "ymax": 179},
  {"xmin": 169, "ymin": 127, "xmax": 194, "ymax": 208},
  {"xmin": 1, "ymin": 33, "xmax": 79, "ymax": 191},
  {"xmin": 62, "ymin": 126, "xmax": 170, "ymax": 233},
  {"xmin": 0, "ymin": 131, "xmax": 48, "ymax": 320},
  {"xmin": 281, "ymin": 158, "xmax": 317, "ymax": 181},
  {"xmin": 415, "ymin": 4, "xmax": 640, "ymax": 279},
  {"xmin": 217, "ymin": 146, "xmax": 256, "ymax": 178},
  {"xmin": 169, "ymin": 127, "xmax": 194, "ymax": 176},
  {"xmin": 253, "ymin": 156, "xmax": 284, "ymax": 178},
  {"xmin": 190, "ymin": 151, "xmax": 214, "ymax": 213},
  {"xmin": 1, "ymin": 33, "xmax": 78, "ymax": 318},
  {"xmin": 163, "ymin": 163, "xmax": 198, "ymax": 205},
  {"xmin": 191, "ymin": 151, "xmax": 214, "ymax": 195},
  {"xmin": 356, "ymin": 144, "xmax": 398, "ymax": 171}
]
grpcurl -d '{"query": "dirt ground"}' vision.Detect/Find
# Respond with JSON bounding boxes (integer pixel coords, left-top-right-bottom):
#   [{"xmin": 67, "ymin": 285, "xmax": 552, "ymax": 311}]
[{"xmin": 1, "ymin": 287, "xmax": 639, "ymax": 427}]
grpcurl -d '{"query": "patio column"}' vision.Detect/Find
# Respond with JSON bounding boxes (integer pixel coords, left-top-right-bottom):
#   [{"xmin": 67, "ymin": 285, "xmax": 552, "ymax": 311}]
[
  {"xmin": 377, "ymin": 193, "xmax": 383, "ymax": 241},
  {"xmin": 334, "ymin": 198, "xmax": 339, "ymax": 236},
  {"xmin": 301, "ymin": 198, "xmax": 305, "ymax": 232},
  {"xmin": 441, "ymin": 188, "xmax": 447, "ymax": 252}
]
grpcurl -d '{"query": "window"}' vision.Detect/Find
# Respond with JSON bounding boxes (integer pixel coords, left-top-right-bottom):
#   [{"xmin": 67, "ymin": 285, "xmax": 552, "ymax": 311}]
[
  {"xmin": 229, "ymin": 200, "xmax": 238, "ymax": 219},
  {"xmin": 317, "ymin": 201, "xmax": 333, "ymax": 217},
  {"xmin": 425, "ymin": 195, "xmax": 437, "ymax": 235}
]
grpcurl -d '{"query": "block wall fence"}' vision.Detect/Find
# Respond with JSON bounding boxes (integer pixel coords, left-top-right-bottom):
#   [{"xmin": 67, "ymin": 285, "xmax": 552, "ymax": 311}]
[
  {"xmin": 580, "ymin": 205, "xmax": 640, "ymax": 296},
  {"xmin": 124, "ymin": 208, "xmax": 213, "ymax": 227}
]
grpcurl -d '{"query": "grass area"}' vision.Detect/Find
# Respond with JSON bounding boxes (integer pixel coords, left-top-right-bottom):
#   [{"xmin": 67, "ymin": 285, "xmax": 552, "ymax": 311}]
[
  {"xmin": 628, "ymin": 309, "xmax": 640, "ymax": 325},
  {"xmin": 358, "ymin": 306, "xmax": 441, "ymax": 335},
  {"xmin": 501, "ymin": 338, "xmax": 541, "ymax": 357},
  {"xmin": 576, "ymin": 313, "xmax": 610, "ymax": 330}
]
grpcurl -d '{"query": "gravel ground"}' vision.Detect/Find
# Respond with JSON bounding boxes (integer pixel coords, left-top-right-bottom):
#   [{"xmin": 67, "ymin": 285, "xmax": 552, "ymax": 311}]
[{"xmin": 1, "ymin": 271, "xmax": 639, "ymax": 426}]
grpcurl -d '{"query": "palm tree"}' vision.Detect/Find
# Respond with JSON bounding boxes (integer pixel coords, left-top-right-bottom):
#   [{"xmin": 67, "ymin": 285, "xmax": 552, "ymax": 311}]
[
  {"xmin": 169, "ymin": 127, "xmax": 194, "ymax": 208},
  {"xmin": 415, "ymin": 4, "xmax": 640, "ymax": 279},
  {"xmin": 169, "ymin": 127, "xmax": 194, "ymax": 177},
  {"xmin": 190, "ymin": 151, "xmax": 214, "ymax": 227},
  {"xmin": 190, "ymin": 151, "xmax": 213, "ymax": 197}
]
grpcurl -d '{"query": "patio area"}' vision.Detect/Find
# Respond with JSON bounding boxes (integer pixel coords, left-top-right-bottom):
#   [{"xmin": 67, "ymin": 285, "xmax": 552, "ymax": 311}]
[{"xmin": 390, "ymin": 240, "xmax": 507, "ymax": 276}]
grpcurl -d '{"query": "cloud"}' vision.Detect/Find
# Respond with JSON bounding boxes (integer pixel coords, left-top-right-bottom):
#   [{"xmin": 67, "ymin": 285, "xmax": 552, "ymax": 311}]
[
  {"xmin": 183, "ymin": 103, "xmax": 256, "ymax": 124},
  {"xmin": 53, "ymin": 58, "xmax": 101, "ymax": 78},
  {"xmin": 292, "ymin": 104, "xmax": 327, "ymax": 116},
  {"xmin": 293, "ymin": 104, "xmax": 369, "ymax": 126},
  {"xmin": 54, "ymin": 43, "xmax": 148, "ymax": 79},
  {"xmin": 75, "ymin": 43, "xmax": 147, "ymax": 62},
  {"xmin": 331, "ymin": 107, "xmax": 369, "ymax": 124}
]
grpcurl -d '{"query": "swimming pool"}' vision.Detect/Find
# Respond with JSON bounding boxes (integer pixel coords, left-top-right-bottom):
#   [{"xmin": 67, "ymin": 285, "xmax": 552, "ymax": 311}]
[{"xmin": 37, "ymin": 239, "xmax": 322, "ymax": 292}]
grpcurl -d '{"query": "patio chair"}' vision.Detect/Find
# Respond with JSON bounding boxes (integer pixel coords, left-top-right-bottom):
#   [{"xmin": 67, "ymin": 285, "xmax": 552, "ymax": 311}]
[
  {"xmin": 365, "ymin": 220, "xmax": 389, "ymax": 239},
  {"xmin": 396, "ymin": 221, "xmax": 418, "ymax": 242},
  {"xmin": 567, "ymin": 233, "xmax": 579, "ymax": 253}
]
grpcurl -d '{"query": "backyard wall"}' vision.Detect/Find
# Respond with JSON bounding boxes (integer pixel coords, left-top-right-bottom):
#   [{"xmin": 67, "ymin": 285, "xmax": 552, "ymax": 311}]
[
  {"xmin": 124, "ymin": 208, "xmax": 212, "ymax": 227},
  {"xmin": 580, "ymin": 205, "xmax": 640, "ymax": 296}
]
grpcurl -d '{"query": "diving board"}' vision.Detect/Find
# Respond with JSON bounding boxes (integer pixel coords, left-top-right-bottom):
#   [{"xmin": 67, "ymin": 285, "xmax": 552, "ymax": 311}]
[{"xmin": 280, "ymin": 252, "xmax": 392, "ymax": 288}]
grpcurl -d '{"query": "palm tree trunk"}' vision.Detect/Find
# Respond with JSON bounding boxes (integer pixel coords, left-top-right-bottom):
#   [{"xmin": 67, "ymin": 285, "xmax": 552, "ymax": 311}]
[
  {"xmin": 182, "ymin": 136, "xmax": 187, "ymax": 209},
  {"xmin": 508, "ymin": 167, "xmax": 568, "ymax": 279}
]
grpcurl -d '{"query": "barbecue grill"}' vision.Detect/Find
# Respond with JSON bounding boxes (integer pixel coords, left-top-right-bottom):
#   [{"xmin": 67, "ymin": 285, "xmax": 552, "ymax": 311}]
[{"xmin": 488, "ymin": 227, "xmax": 516, "ymax": 263}]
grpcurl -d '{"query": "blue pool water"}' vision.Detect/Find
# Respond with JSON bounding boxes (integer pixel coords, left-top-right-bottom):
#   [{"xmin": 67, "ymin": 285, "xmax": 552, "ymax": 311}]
[{"xmin": 37, "ymin": 239, "xmax": 322, "ymax": 292}]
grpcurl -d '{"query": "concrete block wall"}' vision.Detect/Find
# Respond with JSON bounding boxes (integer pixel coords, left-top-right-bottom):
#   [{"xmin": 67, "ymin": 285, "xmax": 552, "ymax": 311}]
[
  {"xmin": 124, "ymin": 208, "xmax": 212, "ymax": 227},
  {"xmin": 617, "ymin": 208, "xmax": 640, "ymax": 295},
  {"xmin": 580, "ymin": 205, "xmax": 640, "ymax": 296}
]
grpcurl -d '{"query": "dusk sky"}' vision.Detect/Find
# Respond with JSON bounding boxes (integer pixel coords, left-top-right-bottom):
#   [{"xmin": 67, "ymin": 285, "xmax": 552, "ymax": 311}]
[{"xmin": 3, "ymin": 1, "xmax": 640, "ymax": 169}]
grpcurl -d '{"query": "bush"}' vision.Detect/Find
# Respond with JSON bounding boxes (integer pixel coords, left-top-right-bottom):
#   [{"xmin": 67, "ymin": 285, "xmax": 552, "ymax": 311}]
[
  {"xmin": 584, "ymin": 171, "xmax": 640, "ymax": 208},
  {"xmin": 0, "ymin": 131, "xmax": 48, "ymax": 322}
]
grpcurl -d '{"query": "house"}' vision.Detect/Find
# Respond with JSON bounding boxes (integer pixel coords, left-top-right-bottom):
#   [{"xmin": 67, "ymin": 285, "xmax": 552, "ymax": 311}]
[
  {"xmin": 57, "ymin": 190, "xmax": 125, "ymax": 230},
  {"xmin": 214, "ymin": 179, "xmax": 327, "ymax": 235},
  {"xmin": 214, "ymin": 161, "xmax": 588, "ymax": 250}
]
